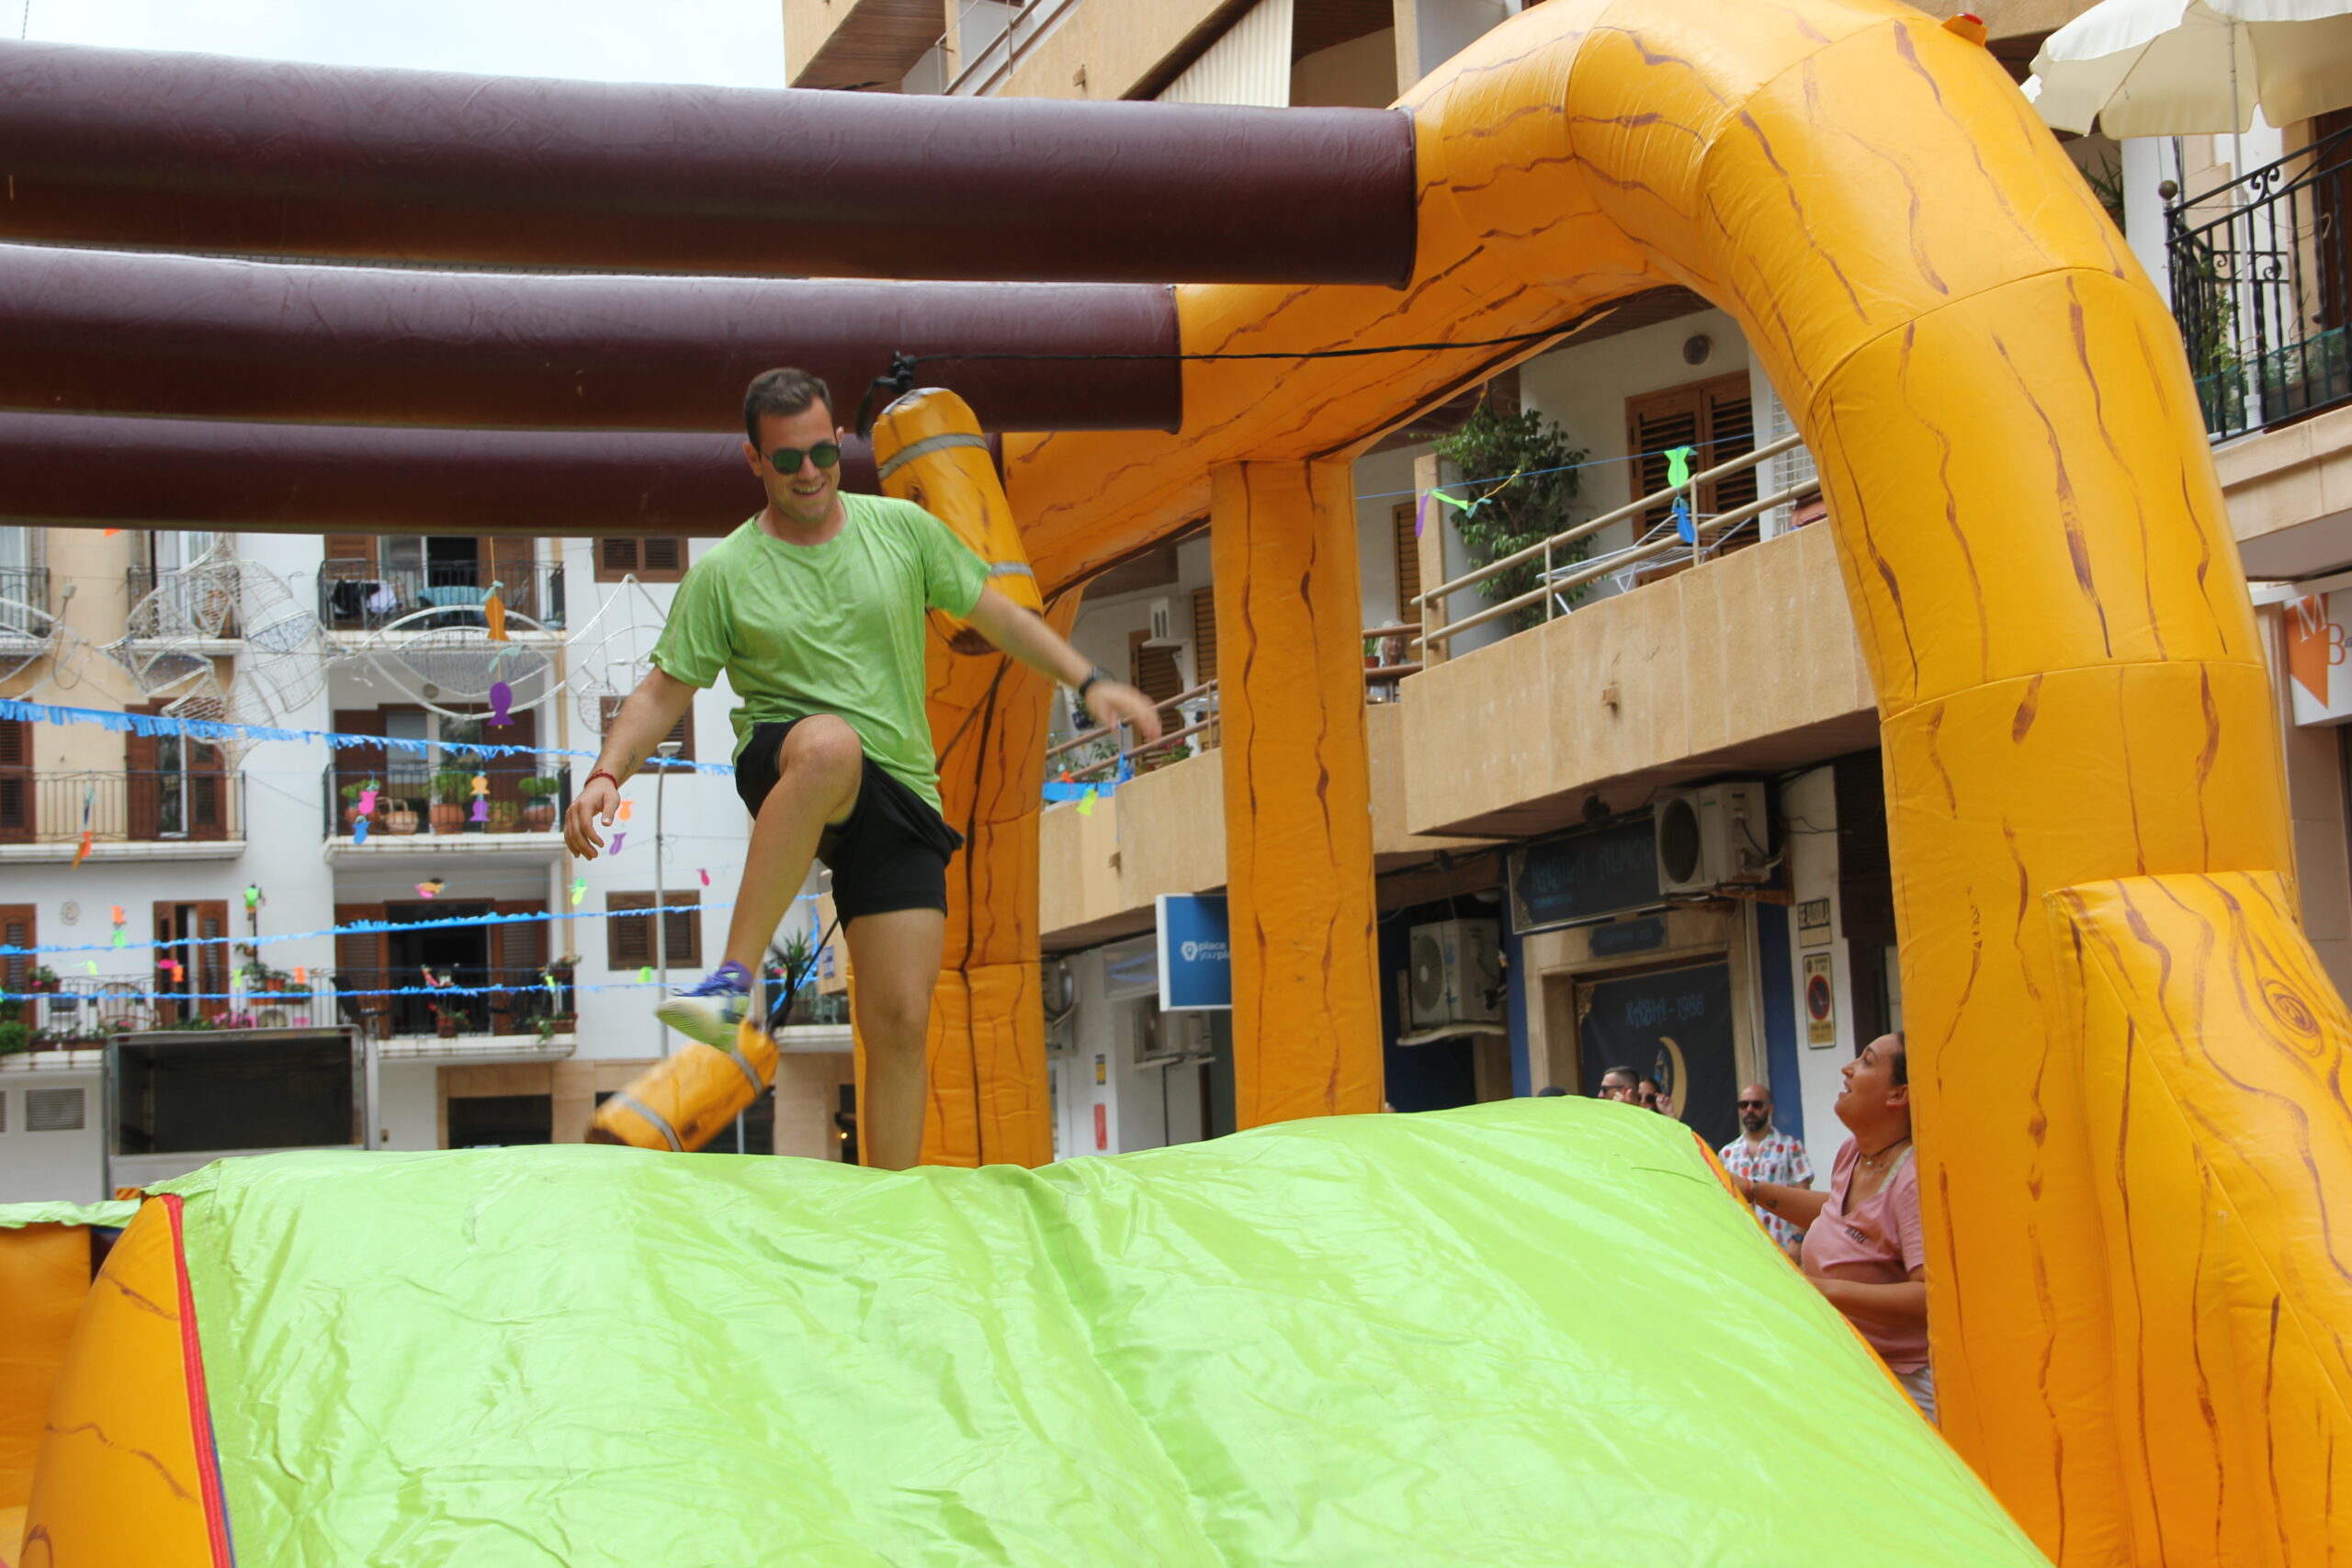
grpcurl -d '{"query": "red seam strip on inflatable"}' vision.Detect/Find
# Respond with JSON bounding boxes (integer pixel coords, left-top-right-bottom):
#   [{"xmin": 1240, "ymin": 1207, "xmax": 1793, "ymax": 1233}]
[{"xmin": 162, "ymin": 1195, "xmax": 236, "ymax": 1568}]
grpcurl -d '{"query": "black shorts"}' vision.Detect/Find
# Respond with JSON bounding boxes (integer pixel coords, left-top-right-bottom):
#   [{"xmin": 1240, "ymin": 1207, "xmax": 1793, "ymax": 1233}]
[{"xmin": 733, "ymin": 718, "xmax": 964, "ymax": 923}]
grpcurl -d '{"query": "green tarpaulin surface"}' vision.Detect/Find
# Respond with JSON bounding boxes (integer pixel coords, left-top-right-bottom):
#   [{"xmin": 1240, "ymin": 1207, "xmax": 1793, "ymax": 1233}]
[
  {"xmin": 0, "ymin": 1201, "xmax": 139, "ymax": 1231},
  {"xmin": 155, "ymin": 1100, "xmax": 2048, "ymax": 1566}
]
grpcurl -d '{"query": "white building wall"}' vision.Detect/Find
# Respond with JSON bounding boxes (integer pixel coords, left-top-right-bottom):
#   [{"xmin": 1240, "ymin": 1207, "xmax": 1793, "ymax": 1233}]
[
  {"xmin": 1780, "ymin": 764, "xmax": 1859, "ymax": 1180},
  {"xmin": 0, "ymin": 1070, "xmax": 106, "ymax": 1202}
]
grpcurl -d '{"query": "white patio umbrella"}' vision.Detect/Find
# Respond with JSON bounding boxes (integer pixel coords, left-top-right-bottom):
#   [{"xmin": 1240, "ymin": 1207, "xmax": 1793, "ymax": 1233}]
[{"xmin": 2025, "ymin": 0, "xmax": 2352, "ymax": 139}]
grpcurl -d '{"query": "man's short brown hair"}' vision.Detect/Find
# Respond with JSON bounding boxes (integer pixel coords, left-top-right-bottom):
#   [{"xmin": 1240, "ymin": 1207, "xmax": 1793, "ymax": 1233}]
[{"xmin": 742, "ymin": 367, "xmax": 834, "ymax": 444}]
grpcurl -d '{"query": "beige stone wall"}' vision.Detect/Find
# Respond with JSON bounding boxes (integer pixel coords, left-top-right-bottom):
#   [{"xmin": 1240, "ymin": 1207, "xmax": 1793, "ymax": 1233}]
[
  {"xmin": 2214, "ymin": 403, "xmax": 2352, "ymax": 581},
  {"xmin": 1400, "ymin": 523, "xmax": 1877, "ymax": 839},
  {"xmin": 980, "ymin": 0, "xmax": 1228, "ymax": 101}
]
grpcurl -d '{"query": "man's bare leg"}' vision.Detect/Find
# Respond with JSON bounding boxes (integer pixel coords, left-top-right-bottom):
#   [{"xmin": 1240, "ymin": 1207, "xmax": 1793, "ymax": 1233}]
[
  {"xmin": 724, "ymin": 716, "xmax": 863, "ymax": 972},
  {"xmin": 842, "ymin": 907, "xmax": 946, "ymax": 1170}
]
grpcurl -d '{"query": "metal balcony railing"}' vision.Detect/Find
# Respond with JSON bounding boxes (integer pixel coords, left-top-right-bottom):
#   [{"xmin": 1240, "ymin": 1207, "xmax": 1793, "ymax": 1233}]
[
  {"xmin": 317, "ymin": 558, "xmax": 566, "ymax": 632},
  {"xmin": 2167, "ymin": 124, "xmax": 2352, "ymax": 441},
  {"xmin": 127, "ymin": 564, "xmax": 240, "ymax": 638},
  {"xmin": 0, "ymin": 566, "xmax": 47, "ymax": 637},
  {"xmin": 6, "ymin": 770, "xmax": 246, "ymax": 845},
  {"xmin": 322, "ymin": 762, "xmax": 571, "ymax": 840},
  {"xmin": 1041, "ymin": 627, "xmax": 1419, "ymax": 791},
  {"xmin": 1415, "ymin": 434, "xmax": 1819, "ymax": 655},
  {"xmin": 2, "ymin": 968, "xmax": 571, "ymax": 1048}
]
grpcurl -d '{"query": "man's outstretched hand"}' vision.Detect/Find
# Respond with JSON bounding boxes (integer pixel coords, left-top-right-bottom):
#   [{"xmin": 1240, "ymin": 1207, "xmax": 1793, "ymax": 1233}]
[
  {"xmin": 564, "ymin": 773, "xmax": 621, "ymax": 859},
  {"xmin": 1085, "ymin": 679, "xmax": 1164, "ymax": 743}
]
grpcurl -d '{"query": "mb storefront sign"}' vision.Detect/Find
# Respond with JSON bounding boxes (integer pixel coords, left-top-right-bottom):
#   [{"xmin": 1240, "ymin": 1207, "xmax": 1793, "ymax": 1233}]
[
  {"xmin": 1156, "ymin": 894, "xmax": 1230, "ymax": 1011},
  {"xmin": 2287, "ymin": 592, "xmax": 2352, "ymax": 725}
]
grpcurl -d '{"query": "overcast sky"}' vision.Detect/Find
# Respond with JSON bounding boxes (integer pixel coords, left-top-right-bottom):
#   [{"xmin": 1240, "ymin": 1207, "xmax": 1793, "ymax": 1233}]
[{"xmin": 16, "ymin": 0, "xmax": 790, "ymax": 87}]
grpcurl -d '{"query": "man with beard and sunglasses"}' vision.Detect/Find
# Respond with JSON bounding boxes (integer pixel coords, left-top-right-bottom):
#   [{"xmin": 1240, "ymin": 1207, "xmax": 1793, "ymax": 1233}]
[
  {"xmin": 567, "ymin": 367, "xmax": 1160, "ymax": 1170},
  {"xmin": 1717, "ymin": 1082, "xmax": 1812, "ymax": 1254}
]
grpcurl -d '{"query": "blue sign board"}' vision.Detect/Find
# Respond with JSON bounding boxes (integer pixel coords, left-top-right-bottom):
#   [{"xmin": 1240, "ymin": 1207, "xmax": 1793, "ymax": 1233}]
[{"xmin": 1156, "ymin": 894, "xmax": 1231, "ymax": 1011}]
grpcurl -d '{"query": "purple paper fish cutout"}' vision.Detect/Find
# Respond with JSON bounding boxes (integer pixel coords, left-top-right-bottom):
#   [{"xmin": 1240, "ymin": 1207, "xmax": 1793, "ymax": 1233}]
[
  {"xmin": 610, "ymin": 831, "xmax": 627, "ymax": 855},
  {"xmin": 489, "ymin": 681, "xmax": 514, "ymax": 728}
]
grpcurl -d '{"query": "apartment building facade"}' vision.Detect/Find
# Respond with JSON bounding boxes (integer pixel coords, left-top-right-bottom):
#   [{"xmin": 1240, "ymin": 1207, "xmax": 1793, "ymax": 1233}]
[
  {"xmin": 0, "ymin": 526, "xmax": 849, "ymax": 1201},
  {"xmin": 785, "ymin": 0, "xmax": 2352, "ymax": 1175}
]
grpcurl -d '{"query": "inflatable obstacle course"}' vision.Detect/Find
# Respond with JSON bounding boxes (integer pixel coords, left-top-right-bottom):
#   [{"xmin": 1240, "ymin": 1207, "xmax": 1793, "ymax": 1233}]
[{"xmin": 26, "ymin": 1104, "xmax": 2042, "ymax": 1566}]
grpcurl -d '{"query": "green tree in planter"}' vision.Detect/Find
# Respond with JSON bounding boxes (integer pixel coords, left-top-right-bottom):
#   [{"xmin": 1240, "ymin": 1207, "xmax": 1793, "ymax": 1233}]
[{"xmin": 1430, "ymin": 405, "xmax": 1589, "ymax": 634}]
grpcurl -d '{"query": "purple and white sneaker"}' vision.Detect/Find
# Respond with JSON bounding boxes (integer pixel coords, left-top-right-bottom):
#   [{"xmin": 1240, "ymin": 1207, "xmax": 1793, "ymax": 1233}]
[{"xmin": 655, "ymin": 960, "xmax": 752, "ymax": 1050}]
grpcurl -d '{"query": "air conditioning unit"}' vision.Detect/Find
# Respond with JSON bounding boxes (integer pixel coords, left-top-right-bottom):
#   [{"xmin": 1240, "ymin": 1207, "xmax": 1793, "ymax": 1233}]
[
  {"xmin": 1408, "ymin": 919, "xmax": 1502, "ymax": 1032},
  {"xmin": 1144, "ymin": 596, "xmax": 1182, "ymax": 648},
  {"xmin": 1128, "ymin": 1004, "xmax": 1214, "ymax": 1066},
  {"xmin": 1653, "ymin": 781, "xmax": 1770, "ymax": 894}
]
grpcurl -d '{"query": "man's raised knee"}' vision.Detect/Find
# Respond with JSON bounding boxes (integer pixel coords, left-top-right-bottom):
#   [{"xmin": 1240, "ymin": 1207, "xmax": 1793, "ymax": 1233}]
[{"xmin": 778, "ymin": 716, "xmax": 863, "ymax": 784}]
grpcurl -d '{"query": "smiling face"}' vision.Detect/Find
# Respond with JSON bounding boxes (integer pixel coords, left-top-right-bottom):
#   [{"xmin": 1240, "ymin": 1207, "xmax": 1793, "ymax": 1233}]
[
  {"xmin": 1836, "ymin": 1033, "xmax": 1911, "ymax": 1138},
  {"xmin": 743, "ymin": 400, "xmax": 844, "ymax": 531}
]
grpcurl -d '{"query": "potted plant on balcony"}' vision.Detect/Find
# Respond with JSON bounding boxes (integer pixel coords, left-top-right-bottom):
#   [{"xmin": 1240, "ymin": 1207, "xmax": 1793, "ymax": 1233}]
[
  {"xmin": 428, "ymin": 770, "xmax": 471, "ymax": 835},
  {"xmin": 489, "ymin": 798, "xmax": 522, "ymax": 834},
  {"xmin": 517, "ymin": 774, "xmax": 560, "ymax": 832},
  {"xmin": 0, "ymin": 1020, "xmax": 29, "ymax": 1056},
  {"xmin": 429, "ymin": 996, "xmax": 464, "ymax": 1040},
  {"xmin": 24, "ymin": 965, "xmax": 58, "ymax": 995}
]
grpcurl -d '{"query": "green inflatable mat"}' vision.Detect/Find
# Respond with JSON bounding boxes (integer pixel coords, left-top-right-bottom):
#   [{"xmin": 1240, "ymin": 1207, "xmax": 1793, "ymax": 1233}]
[
  {"xmin": 0, "ymin": 1200, "xmax": 139, "ymax": 1231},
  {"xmin": 152, "ymin": 1099, "xmax": 2047, "ymax": 1566}
]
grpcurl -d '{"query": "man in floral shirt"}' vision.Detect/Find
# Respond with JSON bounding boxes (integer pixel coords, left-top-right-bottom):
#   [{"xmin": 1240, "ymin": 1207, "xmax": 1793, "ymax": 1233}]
[{"xmin": 1718, "ymin": 1083, "xmax": 1813, "ymax": 1251}]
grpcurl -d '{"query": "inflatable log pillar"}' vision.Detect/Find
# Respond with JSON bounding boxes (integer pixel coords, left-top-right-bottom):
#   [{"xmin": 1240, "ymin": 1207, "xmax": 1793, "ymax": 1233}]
[
  {"xmin": 1209, "ymin": 460, "xmax": 1383, "ymax": 1126},
  {"xmin": 876, "ymin": 388, "xmax": 1061, "ymax": 1168}
]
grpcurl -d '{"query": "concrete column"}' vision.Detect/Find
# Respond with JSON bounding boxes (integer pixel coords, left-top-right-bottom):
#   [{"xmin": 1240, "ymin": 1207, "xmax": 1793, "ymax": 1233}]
[{"xmin": 1209, "ymin": 459, "xmax": 1383, "ymax": 1126}]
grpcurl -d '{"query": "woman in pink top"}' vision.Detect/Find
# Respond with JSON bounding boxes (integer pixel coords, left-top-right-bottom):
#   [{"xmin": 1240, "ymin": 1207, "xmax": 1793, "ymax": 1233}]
[{"xmin": 1736, "ymin": 1032, "xmax": 1934, "ymax": 1420}]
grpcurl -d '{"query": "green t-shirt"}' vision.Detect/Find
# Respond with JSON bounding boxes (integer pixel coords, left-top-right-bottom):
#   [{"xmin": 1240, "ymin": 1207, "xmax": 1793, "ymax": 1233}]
[{"xmin": 648, "ymin": 496, "xmax": 989, "ymax": 812}]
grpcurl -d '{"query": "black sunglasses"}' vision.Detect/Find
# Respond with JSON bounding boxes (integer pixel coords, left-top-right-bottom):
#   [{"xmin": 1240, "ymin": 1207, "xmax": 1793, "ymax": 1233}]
[
  {"xmin": 1736, "ymin": 1099, "xmax": 1769, "ymax": 1109},
  {"xmin": 766, "ymin": 442, "xmax": 842, "ymax": 474}
]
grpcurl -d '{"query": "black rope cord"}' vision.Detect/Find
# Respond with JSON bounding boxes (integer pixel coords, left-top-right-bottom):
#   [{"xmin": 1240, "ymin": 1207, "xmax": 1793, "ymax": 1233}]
[{"xmin": 852, "ymin": 323, "xmax": 1578, "ymax": 435}]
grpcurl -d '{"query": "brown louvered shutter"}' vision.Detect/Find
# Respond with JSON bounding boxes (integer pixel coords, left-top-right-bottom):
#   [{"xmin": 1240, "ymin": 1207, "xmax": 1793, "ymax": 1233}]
[
  {"xmin": 639, "ymin": 536, "xmax": 685, "ymax": 582},
  {"xmin": 606, "ymin": 893, "xmax": 700, "ymax": 971},
  {"xmin": 1191, "ymin": 588, "xmax": 1218, "ymax": 685},
  {"xmin": 335, "ymin": 902, "xmax": 387, "ymax": 1033},
  {"xmin": 0, "ymin": 905, "xmax": 33, "ymax": 993},
  {"xmin": 488, "ymin": 898, "xmax": 548, "ymax": 1033},
  {"xmin": 195, "ymin": 900, "xmax": 229, "ymax": 1016},
  {"xmin": 1392, "ymin": 502, "xmax": 1422, "ymax": 623},
  {"xmin": 325, "ymin": 535, "xmax": 377, "ymax": 570},
  {"xmin": 1128, "ymin": 630, "xmax": 1182, "ymax": 705},
  {"xmin": 1626, "ymin": 384, "xmax": 1704, "ymax": 536},
  {"xmin": 0, "ymin": 719, "xmax": 30, "ymax": 842},
  {"xmin": 596, "ymin": 538, "xmax": 640, "ymax": 582},
  {"xmin": 1703, "ymin": 380, "xmax": 1758, "ymax": 525}
]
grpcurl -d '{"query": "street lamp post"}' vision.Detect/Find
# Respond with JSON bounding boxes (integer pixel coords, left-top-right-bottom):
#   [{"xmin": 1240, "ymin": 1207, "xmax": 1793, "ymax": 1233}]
[{"xmin": 651, "ymin": 739, "xmax": 682, "ymax": 1057}]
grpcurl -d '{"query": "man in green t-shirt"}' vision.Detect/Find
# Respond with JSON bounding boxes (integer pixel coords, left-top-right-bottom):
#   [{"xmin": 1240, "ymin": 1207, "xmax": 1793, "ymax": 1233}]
[{"xmin": 565, "ymin": 367, "xmax": 1159, "ymax": 1169}]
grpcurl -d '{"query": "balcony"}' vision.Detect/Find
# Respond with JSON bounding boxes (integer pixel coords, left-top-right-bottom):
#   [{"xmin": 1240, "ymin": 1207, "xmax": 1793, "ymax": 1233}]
[
  {"xmin": 0, "ymin": 770, "xmax": 247, "ymax": 862},
  {"xmin": 0, "ymin": 966, "xmax": 575, "ymax": 1056},
  {"xmin": 126, "ymin": 563, "xmax": 240, "ymax": 640},
  {"xmin": 2168, "ymin": 124, "xmax": 2352, "ymax": 442},
  {"xmin": 0, "ymin": 564, "xmax": 48, "ymax": 638},
  {"xmin": 322, "ymin": 762, "xmax": 570, "ymax": 859},
  {"xmin": 317, "ymin": 558, "xmax": 565, "ymax": 634}
]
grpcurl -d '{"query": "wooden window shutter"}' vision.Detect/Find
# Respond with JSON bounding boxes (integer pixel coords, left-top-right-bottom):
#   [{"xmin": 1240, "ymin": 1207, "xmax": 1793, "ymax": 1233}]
[
  {"xmin": 0, "ymin": 905, "xmax": 33, "ymax": 993},
  {"xmin": 196, "ymin": 900, "xmax": 229, "ymax": 1010},
  {"xmin": 0, "ymin": 719, "xmax": 29, "ymax": 842},
  {"xmin": 596, "ymin": 538, "xmax": 639, "ymax": 581},
  {"xmin": 324, "ymin": 535, "xmax": 378, "ymax": 571},
  {"xmin": 1191, "ymin": 588, "xmax": 1218, "ymax": 684},
  {"xmin": 1128, "ymin": 630, "xmax": 1182, "ymax": 705},
  {"xmin": 639, "ymin": 536, "xmax": 684, "ymax": 580},
  {"xmin": 1625, "ymin": 384, "xmax": 1704, "ymax": 535},
  {"xmin": 1702, "ymin": 378, "xmax": 1758, "ymax": 521},
  {"xmin": 606, "ymin": 893, "xmax": 700, "ymax": 970},
  {"xmin": 1392, "ymin": 502, "xmax": 1422, "ymax": 621}
]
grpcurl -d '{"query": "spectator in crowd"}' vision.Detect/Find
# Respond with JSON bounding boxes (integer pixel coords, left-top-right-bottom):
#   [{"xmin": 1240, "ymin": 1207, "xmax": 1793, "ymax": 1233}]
[
  {"xmin": 1718, "ymin": 1082, "xmax": 1812, "ymax": 1253},
  {"xmin": 1535, "ymin": 1086, "xmax": 1570, "ymax": 1099},
  {"xmin": 1597, "ymin": 1066, "xmax": 1641, "ymax": 1102},
  {"xmin": 1736, "ymin": 1033, "xmax": 1931, "ymax": 1421},
  {"xmin": 1637, "ymin": 1077, "xmax": 1676, "ymax": 1118}
]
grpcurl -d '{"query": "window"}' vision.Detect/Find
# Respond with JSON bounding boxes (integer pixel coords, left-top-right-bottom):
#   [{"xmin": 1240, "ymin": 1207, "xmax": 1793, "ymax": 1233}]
[
  {"xmin": 595, "ymin": 536, "xmax": 685, "ymax": 583},
  {"xmin": 1128, "ymin": 629, "xmax": 1183, "ymax": 705},
  {"xmin": 1191, "ymin": 588, "xmax": 1218, "ymax": 685},
  {"xmin": 0, "ymin": 720, "xmax": 28, "ymax": 842},
  {"xmin": 0, "ymin": 905, "xmax": 34, "ymax": 994},
  {"xmin": 606, "ymin": 892, "xmax": 702, "ymax": 970},
  {"xmin": 26, "ymin": 1087, "xmax": 85, "ymax": 1133},
  {"xmin": 1624, "ymin": 372, "xmax": 1759, "ymax": 553},
  {"xmin": 596, "ymin": 697, "xmax": 694, "ymax": 760},
  {"xmin": 1393, "ymin": 502, "xmax": 1422, "ymax": 623}
]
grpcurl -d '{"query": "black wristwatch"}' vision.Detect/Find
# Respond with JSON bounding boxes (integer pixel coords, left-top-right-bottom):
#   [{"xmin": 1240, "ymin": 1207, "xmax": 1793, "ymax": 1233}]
[{"xmin": 1072, "ymin": 668, "xmax": 1108, "ymax": 707}]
